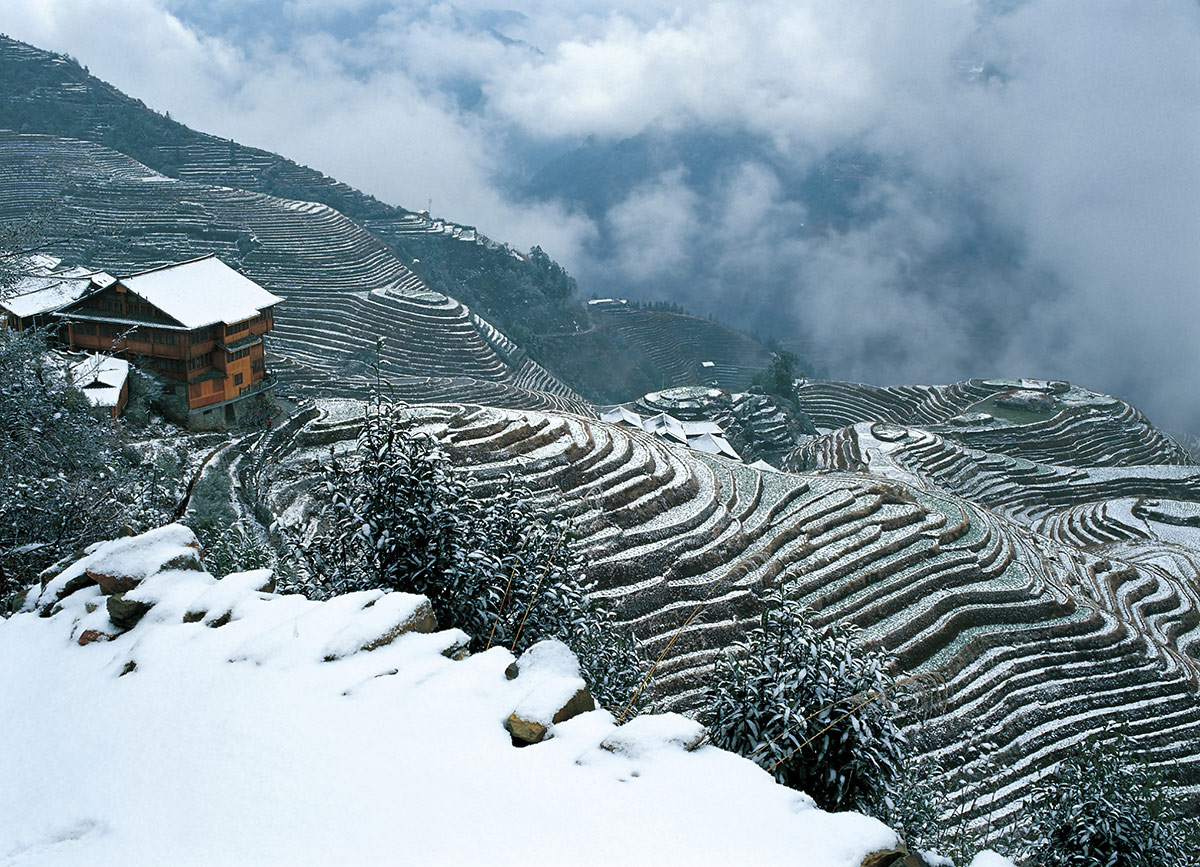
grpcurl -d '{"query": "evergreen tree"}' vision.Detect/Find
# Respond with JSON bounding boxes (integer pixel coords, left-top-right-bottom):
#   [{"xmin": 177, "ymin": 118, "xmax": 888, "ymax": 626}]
[
  {"xmin": 751, "ymin": 350, "xmax": 801, "ymax": 402},
  {"xmin": 286, "ymin": 401, "xmax": 644, "ymax": 711},
  {"xmin": 1020, "ymin": 726, "xmax": 1200, "ymax": 866},
  {"xmin": 705, "ymin": 591, "xmax": 905, "ymax": 814}
]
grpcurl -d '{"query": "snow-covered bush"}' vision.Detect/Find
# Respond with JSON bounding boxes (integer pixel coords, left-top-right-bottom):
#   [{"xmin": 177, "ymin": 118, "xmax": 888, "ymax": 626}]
[
  {"xmin": 0, "ymin": 327, "xmax": 126, "ymax": 598},
  {"xmin": 704, "ymin": 591, "xmax": 905, "ymax": 814},
  {"xmin": 1019, "ymin": 726, "xmax": 1199, "ymax": 866},
  {"xmin": 199, "ymin": 523, "xmax": 276, "ymax": 579},
  {"xmin": 287, "ymin": 402, "xmax": 644, "ymax": 711}
]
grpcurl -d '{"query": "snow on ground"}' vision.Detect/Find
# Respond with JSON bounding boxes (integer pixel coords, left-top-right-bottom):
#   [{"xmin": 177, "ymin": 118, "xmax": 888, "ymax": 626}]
[{"xmin": 1, "ymin": 525, "xmax": 1012, "ymax": 866}]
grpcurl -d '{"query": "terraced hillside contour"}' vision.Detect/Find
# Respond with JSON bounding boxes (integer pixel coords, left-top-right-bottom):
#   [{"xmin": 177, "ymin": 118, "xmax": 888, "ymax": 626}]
[
  {"xmin": 1, "ymin": 33, "xmax": 408, "ymax": 225},
  {"xmin": 0, "ymin": 31, "xmax": 536, "ymax": 261},
  {"xmin": 0, "ymin": 131, "xmax": 588, "ymax": 413},
  {"xmin": 585, "ymin": 299, "xmax": 773, "ymax": 392},
  {"xmin": 793, "ymin": 377, "xmax": 1189, "ymax": 466},
  {"xmin": 244, "ymin": 396, "xmax": 1200, "ymax": 833}
]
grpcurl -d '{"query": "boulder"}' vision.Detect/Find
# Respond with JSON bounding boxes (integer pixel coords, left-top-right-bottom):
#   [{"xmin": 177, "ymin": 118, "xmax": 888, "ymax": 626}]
[
  {"xmin": 506, "ymin": 685, "xmax": 595, "ymax": 746},
  {"xmin": 357, "ymin": 599, "xmax": 437, "ymax": 652},
  {"xmin": 90, "ymin": 570, "xmax": 141, "ymax": 596},
  {"xmin": 77, "ymin": 628, "xmax": 116, "ymax": 646},
  {"xmin": 46, "ymin": 573, "xmax": 97, "ymax": 610},
  {"xmin": 600, "ymin": 713, "xmax": 707, "ymax": 757},
  {"xmin": 504, "ymin": 640, "xmax": 596, "ymax": 745},
  {"xmin": 37, "ymin": 524, "xmax": 204, "ymax": 614},
  {"xmin": 861, "ymin": 847, "xmax": 936, "ymax": 867},
  {"xmin": 182, "ymin": 568, "xmax": 278, "ymax": 627},
  {"xmin": 321, "ymin": 594, "xmax": 438, "ymax": 661},
  {"xmin": 505, "ymin": 714, "xmax": 550, "ymax": 745},
  {"xmin": 106, "ymin": 594, "xmax": 152, "ymax": 631}
]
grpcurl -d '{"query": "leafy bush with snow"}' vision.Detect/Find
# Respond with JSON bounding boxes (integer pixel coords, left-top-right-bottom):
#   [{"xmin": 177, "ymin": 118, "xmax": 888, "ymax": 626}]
[
  {"xmin": 199, "ymin": 523, "xmax": 276, "ymax": 579},
  {"xmin": 0, "ymin": 327, "xmax": 124, "ymax": 600},
  {"xmin": 1018, "ymin": 726, "xmax": 1200, "ymax": 866},
  {"xmin": 286, "ymin": 401, "xmax": 644, "ymax": 711},
  {"xmin": 704, "ymin": 592, "xmax": 905, "ymax": 815}
]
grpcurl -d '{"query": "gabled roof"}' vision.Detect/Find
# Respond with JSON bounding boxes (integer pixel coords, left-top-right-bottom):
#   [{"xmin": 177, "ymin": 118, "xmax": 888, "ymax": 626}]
[
  {"xmin": 118, "ymin": 255, "xmax": 283, "ymax": 329},
  {"xmin": 642, "ymin": 412, "xmax": 688, "ymax": 444},
  {"xmin": 688, "ymin": 433, "xmax": 740, "ymax": 460},
  {"xmin": 2, "ymin": 277, "xmax": 94, "ymax": 319},
  {"xmin": 1, "ymin": 256, "xmax": 114, "ymax": 319},
  {"xmin": 680, "ymin": 420, "xmax": 724, "ymax": 437},
  {"xmin": 600, "ymin": 406, "xmax": 644, "ymax": 427},
  {"xmin": 68, "ymin": 353, "xmax": 129, "ymax": 409}
]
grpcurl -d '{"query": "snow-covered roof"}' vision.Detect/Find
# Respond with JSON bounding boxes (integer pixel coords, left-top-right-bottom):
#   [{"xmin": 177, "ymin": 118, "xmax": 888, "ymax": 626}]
[
  {"xmin": 600, "ymin": 406, "xmax": 644, "ymax": 427},
  {"xmin": 642, "ymin": 412, "xmax": 688, "ymax": 443},
  {"xmin": 688, "ymin": 433, "xmax": 740, "ymax": 460},
  {"xmin": 119, "ymin": 255, "xmax": 283, "ymax": 329},
  {"xmin": 69, "ymin": 353, "xmax": 129, "ymax": 408},
  {"xmin": 23, "ymin": 253, "xmax": 62, "ymax": 273},
  {"xmin": 2, "ymin": 256, "xmax": 114, "ymax": 319},
  {"xmin": 2, "ymin": 277, "xmax": 94, "ymax": 318},
  {"xmin": 680, "ymin": 420, "xmax": 724, "ymax": 437}
]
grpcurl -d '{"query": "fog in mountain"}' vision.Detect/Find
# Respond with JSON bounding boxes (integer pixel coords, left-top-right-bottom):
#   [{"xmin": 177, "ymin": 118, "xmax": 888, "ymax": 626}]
[{"xmin": 6, "ymin": 0, "xmax": 1199, "ymax": 430}]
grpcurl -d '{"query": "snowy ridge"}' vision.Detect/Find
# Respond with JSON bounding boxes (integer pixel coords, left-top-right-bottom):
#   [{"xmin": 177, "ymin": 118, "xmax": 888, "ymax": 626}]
[{"xmin": 0, "ymin": 523, "xmax": 959, "ymax": 867}]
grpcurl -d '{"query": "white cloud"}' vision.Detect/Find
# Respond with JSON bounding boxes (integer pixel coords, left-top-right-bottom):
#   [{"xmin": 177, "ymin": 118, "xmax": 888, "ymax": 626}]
[
  {"xmin": 605, "ymin": 169, "xmax": 700, "ymax": 280},
  {"xmin": 3, "ymin": 0, "xmax": 1199, "ymax": 426}
]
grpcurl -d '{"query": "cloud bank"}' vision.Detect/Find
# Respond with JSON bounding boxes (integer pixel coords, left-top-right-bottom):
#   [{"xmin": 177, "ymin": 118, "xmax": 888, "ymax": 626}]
[{"xmin": 5, "ymin": 0, "xmax": 1199, "ymax": 429}]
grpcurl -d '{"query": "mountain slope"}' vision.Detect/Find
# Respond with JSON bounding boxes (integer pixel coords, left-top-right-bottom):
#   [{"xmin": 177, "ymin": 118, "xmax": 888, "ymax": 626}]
[
  {"xmin": 0, "ymin": 33, "xmax": 778, "ymax": 402},
  {"xmin": 0, "ymin": 130, "xmax": 587, "ymax": 412},
  {"xmin": 244, "ymin": 390, "xmax": 1200, "ymax": 834},
  {"xmin": 2, "ymin": 523, "xmax": 920, "ymax": 867}
]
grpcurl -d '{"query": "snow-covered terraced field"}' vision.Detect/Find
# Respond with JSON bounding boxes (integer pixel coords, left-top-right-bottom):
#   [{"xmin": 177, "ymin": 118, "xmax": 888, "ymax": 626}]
[
  {"xmin": 248, "ymin": 399, "xmax": 1200, "ymax": 829},
  {"xmin": 795, "ymin": 378, "xmax": 1190, "ymax": 467},
  {"xmin": 0, "ymin": 131, "xmax": 589, "ymax": 413},
  {"xmin": 587, "ymin": 300, "xmax": 773, "ymax": 391}
]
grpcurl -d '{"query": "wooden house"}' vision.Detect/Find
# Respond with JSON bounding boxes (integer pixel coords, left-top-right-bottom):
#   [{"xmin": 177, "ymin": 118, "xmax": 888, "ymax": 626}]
[
  {"xmin": 0, "ymin": 255, "xmax": 113, "ymax": 332},
  {"xmin": 56, "ymin": 255, "xmax": 283, "ymax": 428}
]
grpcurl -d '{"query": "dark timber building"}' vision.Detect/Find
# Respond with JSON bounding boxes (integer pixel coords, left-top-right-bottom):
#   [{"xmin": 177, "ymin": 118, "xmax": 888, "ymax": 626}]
[{"xmin": 56, "ymin": 255, "xmax": 283, "ymax": 428}]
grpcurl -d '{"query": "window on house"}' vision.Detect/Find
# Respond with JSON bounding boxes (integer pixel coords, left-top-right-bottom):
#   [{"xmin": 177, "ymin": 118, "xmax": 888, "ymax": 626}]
[{"xmin": 234, "ymin": 373, "xmax": 243, "ymax": 385}]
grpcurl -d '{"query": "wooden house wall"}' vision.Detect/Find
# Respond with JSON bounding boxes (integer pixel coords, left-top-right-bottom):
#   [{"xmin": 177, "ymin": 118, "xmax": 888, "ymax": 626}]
[{"xmin": 62, "ymin": 282, "xmax": 277, "ymax": 414}]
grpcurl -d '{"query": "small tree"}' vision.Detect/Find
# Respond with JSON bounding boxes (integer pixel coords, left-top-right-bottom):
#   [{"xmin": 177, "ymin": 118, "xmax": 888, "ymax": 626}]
[
  {"xmin": 751, "ymin": 351, "xmax": 801, "ymax": 403},
  {"xmin": 286, "ymin": 401, "xmax": 644, "ymax": 711},
  {"xmin": 200, "ymin": 523, "xmax": 276, "ymax": 579},
  {"xmin": 1020, "ymin": 726, "xmax": 1200, "ymax": 866},
  {"xmin": 705, "ymin": 592, "xmax": 905, "ymax": 814}
]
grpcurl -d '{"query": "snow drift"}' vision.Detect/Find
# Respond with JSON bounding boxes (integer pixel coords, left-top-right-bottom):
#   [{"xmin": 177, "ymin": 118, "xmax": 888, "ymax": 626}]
[{"xmin": 0, "ymin": 525, "xmax": 1010, "ymax": 866}]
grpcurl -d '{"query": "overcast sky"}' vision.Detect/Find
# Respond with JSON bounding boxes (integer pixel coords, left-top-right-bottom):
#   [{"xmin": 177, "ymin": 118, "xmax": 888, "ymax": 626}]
[{"xmin": 5, "ymin": 1, "xmax": 1200, "ymax": 430}]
